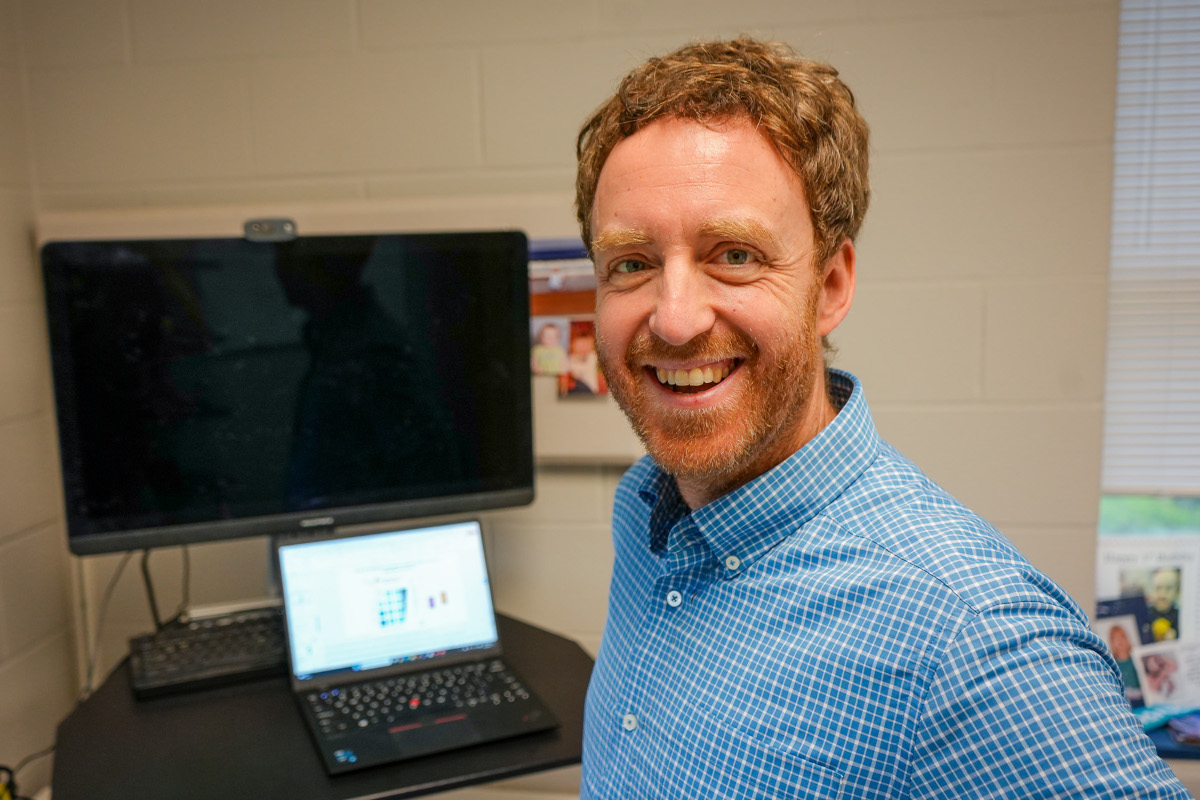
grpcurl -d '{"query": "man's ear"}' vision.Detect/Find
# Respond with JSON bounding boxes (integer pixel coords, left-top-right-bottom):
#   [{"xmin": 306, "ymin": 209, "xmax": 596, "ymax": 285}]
[{"xmin": 817, "ymin": 238, "xmax": 856, "ymax": 337}]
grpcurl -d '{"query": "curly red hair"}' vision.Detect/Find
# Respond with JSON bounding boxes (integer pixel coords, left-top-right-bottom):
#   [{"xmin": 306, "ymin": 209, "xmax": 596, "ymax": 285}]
[{"xmin": 576, "ymin": 37, "xmax": 870, "ymax": 267}]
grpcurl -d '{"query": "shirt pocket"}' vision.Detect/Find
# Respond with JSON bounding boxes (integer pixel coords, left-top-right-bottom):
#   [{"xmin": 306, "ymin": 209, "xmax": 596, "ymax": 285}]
[{"xmin": 706, "ymin": 725, "xmax": 848, "ymax": 800}]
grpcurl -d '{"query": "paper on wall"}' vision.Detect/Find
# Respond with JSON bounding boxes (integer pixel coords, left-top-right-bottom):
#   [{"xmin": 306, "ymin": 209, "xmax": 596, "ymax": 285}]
[{"xmin": 1096, "ymin": 536, "xmax": 1199, "ymax": 644}]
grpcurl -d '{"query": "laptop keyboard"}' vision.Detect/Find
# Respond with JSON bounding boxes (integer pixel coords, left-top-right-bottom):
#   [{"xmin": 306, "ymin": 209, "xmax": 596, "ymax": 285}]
[{"xmin": 305, "ymin": 659, "xmax": 532, "ymax": 736}]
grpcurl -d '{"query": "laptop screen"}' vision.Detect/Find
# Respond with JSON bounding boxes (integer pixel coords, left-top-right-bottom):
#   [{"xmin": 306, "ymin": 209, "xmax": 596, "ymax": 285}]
[{"xmin": 278, "ymin": 521, "xmax": 500, "ymax": 681}]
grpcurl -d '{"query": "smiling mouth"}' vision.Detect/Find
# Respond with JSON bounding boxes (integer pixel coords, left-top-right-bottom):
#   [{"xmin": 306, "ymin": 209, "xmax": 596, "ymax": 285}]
[{"xmin": 651, "ymin": 360, "xmax": 737, "ymax": 394}]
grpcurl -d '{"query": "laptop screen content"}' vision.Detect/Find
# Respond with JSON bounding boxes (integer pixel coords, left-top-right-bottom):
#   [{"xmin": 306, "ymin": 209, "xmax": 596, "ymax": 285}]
[{"xmin": 278, "ymin": 521, "xmax": 500, "ymax": 681}]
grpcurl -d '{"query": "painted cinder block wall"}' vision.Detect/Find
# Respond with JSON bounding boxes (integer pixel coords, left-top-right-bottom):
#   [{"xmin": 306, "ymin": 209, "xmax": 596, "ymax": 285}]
[{"xmin": 5, "ymin": 0, "xmax": 1189, "ymax": 795}]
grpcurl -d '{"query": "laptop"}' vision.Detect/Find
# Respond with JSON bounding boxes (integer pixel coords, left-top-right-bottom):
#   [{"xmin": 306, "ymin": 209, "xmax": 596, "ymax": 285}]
[{"xmin": 275, "ymin": 520, "xmax": 558, "ymax": 775}]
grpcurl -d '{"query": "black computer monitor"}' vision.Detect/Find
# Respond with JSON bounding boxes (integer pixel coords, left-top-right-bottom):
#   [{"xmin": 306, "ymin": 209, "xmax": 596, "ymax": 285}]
[{"xmin": 41, "ymin": 229, "xmax": 534, "ymax": 556}]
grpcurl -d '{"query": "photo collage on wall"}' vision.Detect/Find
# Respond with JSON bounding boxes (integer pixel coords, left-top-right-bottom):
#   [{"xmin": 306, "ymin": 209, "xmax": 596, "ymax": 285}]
[
  {"xmin": 528, "ymin": 238, "xmax": 607, "ymax": 398},
  {"xmin": 1095, "ymin": 537, "xmax": 1200, "ymax": 713}
]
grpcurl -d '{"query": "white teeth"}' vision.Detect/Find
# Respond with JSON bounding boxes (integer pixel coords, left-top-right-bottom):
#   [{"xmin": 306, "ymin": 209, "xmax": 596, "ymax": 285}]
[{"xmin": 654, "ymin": 363, "xmax": 732, "ymax": 388}]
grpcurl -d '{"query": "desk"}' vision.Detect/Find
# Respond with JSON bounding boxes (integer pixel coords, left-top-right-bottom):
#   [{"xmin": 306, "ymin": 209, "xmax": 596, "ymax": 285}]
[
  {"xmin": 1151, "ymin": 727, "xmax": 1200, "ymax": 760},
  {"xmin": 52, "ymin": 615, "xmax": 593, "ymax": 800}
]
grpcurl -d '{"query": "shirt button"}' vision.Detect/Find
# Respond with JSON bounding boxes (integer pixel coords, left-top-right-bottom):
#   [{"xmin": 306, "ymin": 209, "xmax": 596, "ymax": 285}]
[
  {"xmin": 725, "ymin": 554, "xmax": 742, "ymax": 571},
  {"xmin": 665, "ymin": 590, "xmax": 682, "ymax": 608},
  {"xmin": 622, "ymin": 713, "xmax": 638, "ymax": 731}
]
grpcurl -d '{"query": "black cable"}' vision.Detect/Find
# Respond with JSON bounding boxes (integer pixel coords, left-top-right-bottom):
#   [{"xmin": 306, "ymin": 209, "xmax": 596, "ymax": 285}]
[
  {"xmin": 140, "ymin": 549, "xmax": 164, "ymax": 630},
  {"xmin": 172, "ymin": 545, "xmax": 191, "ymax": 625},
  {"xmin": 0, "ymin": 745, "xmax": 54, "ymax": 800},
  {"xmin": 142, "ymin": 547, "xmax": 192, "ymax": 629}
]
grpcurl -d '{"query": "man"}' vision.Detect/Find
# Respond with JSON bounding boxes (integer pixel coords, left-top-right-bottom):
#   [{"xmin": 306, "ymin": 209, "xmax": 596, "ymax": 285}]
[
  {"xmin": 1147, "ymin": 567, "xmax": 1182, "ymax": 641},
  {"xmin": 575, "ymin": 38, "xmax": 1190, "ymax": 798}
]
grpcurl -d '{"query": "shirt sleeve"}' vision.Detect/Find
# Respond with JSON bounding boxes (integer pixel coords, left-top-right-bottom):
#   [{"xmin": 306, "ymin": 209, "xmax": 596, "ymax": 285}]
[{"xmin": 909, "ymin": 600, "xmax": 1192, "ymax": 799}]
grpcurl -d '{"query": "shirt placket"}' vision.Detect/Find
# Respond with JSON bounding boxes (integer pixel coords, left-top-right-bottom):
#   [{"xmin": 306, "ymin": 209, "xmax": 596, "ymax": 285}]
[{"xmin": 609, "ymin": 516, "xmax": 709, "ymax": 765}]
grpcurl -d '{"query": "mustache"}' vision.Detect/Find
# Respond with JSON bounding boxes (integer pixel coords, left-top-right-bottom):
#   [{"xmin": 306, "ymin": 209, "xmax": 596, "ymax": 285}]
[{"xmin": 622, "ymin": 329, "xmax": 758, "ymax": 367}]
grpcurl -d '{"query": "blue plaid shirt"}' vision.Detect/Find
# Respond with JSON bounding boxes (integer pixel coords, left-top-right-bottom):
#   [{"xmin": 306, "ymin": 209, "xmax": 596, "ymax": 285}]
[{"xmin": 582, "ymin": 371, "xmax": 1189, "ymax": 799}]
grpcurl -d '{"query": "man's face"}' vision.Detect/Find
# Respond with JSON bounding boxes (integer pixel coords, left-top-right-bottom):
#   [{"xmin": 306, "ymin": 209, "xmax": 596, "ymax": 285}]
[
  {"xmin": 590, "ymin": 116, "xmax": 853, "ymax": 505},
  {"xmin": 1149, "ymin": 569, "xmax": 1180, "ymax": 614}
]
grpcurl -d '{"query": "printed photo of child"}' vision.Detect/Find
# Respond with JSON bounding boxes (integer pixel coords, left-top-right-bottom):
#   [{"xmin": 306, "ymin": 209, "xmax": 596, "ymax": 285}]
[
  {"xmin": 559, "ymin": 320, "xmax": 607, "ymax": 397},
  {"xmin": 530, "ymin": 318, "xmax": 568, "ymax": 376}
]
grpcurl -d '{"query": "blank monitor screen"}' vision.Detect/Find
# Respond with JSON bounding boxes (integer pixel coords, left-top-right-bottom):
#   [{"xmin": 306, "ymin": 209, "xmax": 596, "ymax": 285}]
[{"xmin": 42, "ymin": 230, "xmax": 534, "ymax": 555}]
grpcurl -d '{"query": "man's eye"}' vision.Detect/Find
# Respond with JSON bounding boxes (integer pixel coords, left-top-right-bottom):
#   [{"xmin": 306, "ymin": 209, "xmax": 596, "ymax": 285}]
[
  {"xmin": 613, "ymin": 259, "xmax": 649, "ymax": 274},
  {"xmin": 720, "ymin": 249, "xmax": 757, "ymax": 266}
]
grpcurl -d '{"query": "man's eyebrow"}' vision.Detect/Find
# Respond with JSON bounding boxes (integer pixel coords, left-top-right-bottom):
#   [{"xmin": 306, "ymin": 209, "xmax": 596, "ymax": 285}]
[
  {"xmin": 591, "ymin": 218, "xmax": 784, "ymax": 253},
  {"xmin": 698, "ymin": 217, "xmax": 784, "ymax": 252},
  {"xmin": 591, "ymin": 228, "xmax": 652, "ymax": 252}
]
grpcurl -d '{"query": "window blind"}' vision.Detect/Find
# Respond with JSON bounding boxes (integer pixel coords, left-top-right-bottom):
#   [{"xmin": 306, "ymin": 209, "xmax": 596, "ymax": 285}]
[{"xmin": 1102, "ymin": 0, "xmax": 1200, "ymax": 495}]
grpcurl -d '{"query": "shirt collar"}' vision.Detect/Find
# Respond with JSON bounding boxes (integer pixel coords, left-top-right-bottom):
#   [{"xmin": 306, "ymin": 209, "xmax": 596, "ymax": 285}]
[
  {"xmin": 635, "ymin": 462, "xmax": 689, "ymax": 555},
  {"xmin": 634, "ymin": 369, "xmax": 880, "ymax": 569}
]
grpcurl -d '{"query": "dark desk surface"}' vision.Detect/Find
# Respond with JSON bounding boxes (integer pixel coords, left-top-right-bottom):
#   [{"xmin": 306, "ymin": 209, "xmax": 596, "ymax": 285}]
[
  {"xmin": 1151, "ymin": 726, "xmax": 1200, "ymax": 761},
  {"xmin": 53, "ymin": 615, "xmax": 593, "ymax": 800}
]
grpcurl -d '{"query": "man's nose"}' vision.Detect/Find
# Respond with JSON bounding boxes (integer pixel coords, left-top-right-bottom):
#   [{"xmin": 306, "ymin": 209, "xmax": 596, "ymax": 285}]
[{"xmin": 647, "ymin": 260, "xmax": 716, "ymax": 346}]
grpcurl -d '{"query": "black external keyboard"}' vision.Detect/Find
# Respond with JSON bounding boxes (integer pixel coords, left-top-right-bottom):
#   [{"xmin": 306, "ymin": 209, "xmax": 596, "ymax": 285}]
[
  {"xmin": 127, "ymin": 605, "xmax": 287, "ymax": 699},
  {"xmin": 305, "ymin": 659, "xmax": 531, "ymax": 736}
]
